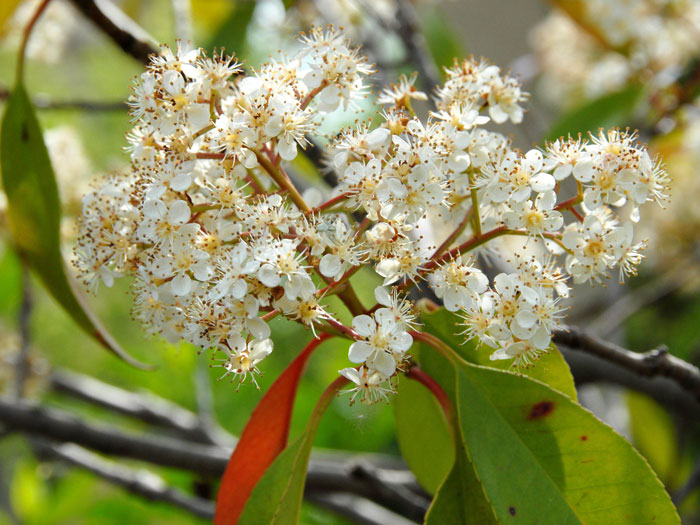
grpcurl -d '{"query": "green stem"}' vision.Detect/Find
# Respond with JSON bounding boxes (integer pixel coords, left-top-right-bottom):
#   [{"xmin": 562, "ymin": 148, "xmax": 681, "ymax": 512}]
[
  {"xmin": 467, "ymin": 170, "xmax": 482, "ymax": 238},
  {"xmin": 192, "ymin": 123, "xmax": 215, "ymax": 141},
  {"xmin": 254, "ymin": 150, "xmax": 311, "ymax": 213},
  {"xmin": 410, "ymin": 330, "xmax": 460, "ymax": 364},
  {"xmin": 337, "ymin": 284, "xmax": 365, "ymax": 317}
]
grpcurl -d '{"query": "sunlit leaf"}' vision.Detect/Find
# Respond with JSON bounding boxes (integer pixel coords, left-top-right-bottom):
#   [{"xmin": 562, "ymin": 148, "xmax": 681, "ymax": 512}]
[
  {"xmin": 425, "ymin": 443, "xmax": 497, "ymax": 525},
  {"xmin": 10, "ymin": 460, "xmax": 46, "ymax": 522},
  {"xmin": 206, "ymin": 2, "xmax": 256, "ymax": 59},
  {"xmin": 0, "ymin": 0, "xmax": 22, "ymax": 37},
  {"xmin": 451, "ymin": 359, "xmax": 679, "ymax": 523},
  {"xmin": 628, "ymin": 391, "xmax": 678, "ymax": 485},
  {"xmin": 422, "ymin": 308, "xmax": 577, "ymax": 400},
  {"xmin": 419, "ymin": 8, "xmax": 465, "ymax": 78},
  {"xmin": 393, "ymin": 374, "xmax": 454, "ymax": 494},
  {"xmin": 545, "ymin": 84, "xmax": 645, "ymax": 142},
  {"xmin": 214, "ymin": 334, "xmax": 331, "ymax": 524},
  {"xmin": 0, "ymin": 84, "xmax": 149, "ymax": 369}
]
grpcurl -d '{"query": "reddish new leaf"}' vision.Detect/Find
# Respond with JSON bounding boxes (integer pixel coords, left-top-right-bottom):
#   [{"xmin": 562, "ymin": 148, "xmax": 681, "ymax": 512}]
[{"xmin": 214, "ymin": 333, "xmax": 332, "ymax": 524}]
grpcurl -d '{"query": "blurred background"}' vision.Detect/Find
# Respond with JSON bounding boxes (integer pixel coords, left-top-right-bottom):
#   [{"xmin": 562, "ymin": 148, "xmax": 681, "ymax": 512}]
[{"xmin": 1, "ymin": 0, "xmax": 700, "ymax": 523}]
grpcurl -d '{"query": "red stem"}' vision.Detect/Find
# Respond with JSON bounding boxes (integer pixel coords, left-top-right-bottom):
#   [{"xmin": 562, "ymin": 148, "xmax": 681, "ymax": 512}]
[
  {"xmin": 309, "ymin": 192, "xmax": 351, "ymax": 215},
  {"xmin": 197, "ymin": 152, "xmax": 225, "ymax": 160}
]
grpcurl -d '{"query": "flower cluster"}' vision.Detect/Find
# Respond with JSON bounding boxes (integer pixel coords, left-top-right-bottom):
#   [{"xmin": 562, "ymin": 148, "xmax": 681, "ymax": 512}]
[
  {"xmin": 531, "ymin": 2, "xmax": 700, "ymax": 107},
  {"xmin": 75, "ymin": 27, "xmax": 668, "ymax": 403}
]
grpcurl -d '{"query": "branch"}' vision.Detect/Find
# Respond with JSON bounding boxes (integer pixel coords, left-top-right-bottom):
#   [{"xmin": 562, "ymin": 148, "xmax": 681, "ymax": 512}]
[
  {"xmin": 561, "ymin": 346, "xmax": 700, "ymax": 420},
  {"xmin": 0, "ymin": 400, "xmax": 425, "ymax": 519},
  {"xmin": 68, "ymin": 0, "xmax": 158, "ymax": 64},
  {"xmin": 0, "ymin": 399, "xmax": 229, "ymax": 474},
  {"xmin": 33, "ymin": 439, "xmax": 215, "ymax": 519},
  {"xmin": 553, "ymin": 326, "xmax": 700, "ymax": 401},
  {"xmin": 392, "ymin": 0, "xmax": 442, "ymax": 93},
  {"xmin": 349, "ymin": 460, "xmax": 429, "ymax": 522},
  {"xmin": 358, "ymin": 0, "xmax": 441, "ymax": 94},
  {"xmin": 49, "ymin": 369, "xmax": 233, "ymax": 447},
  {"xmin": 307, "ymin": 492, "xmax": 419, "ymax": 525},
  {"xmin": 13, "ymin": 268, "xmax": 32, "ymax": 400},
  {"xmin": 302, "ymin": 137, "xmax": 339, "ymax": 188}
]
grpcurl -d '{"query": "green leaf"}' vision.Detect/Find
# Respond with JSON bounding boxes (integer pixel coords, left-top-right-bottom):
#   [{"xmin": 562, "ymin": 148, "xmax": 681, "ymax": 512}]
[
  {"xmin": 426, "ymin": 442, "xmax": 497, "ymax": 525},
  {"xmin": 0, "ymin": 84, "xmax": 150, "ymax": 369},
  {"xmin": 545, "ymin": 84, "xmax": 645, "ymax": 142},
  {"xmin": 627, "ymin": 391, "xmax": 678, "ymax": 485},
  {"xmin": 393, "ymin": 375, "xmax": 455, "ymax": 494},
  {"xmin": 238, "ymin": 377, "xmax": 347, "ymax": 525},
  {"xmin": 419, "ymin": 8, "xmax": 465, "ymax": 78},
  {"xmin": 206, "ymin": 2, "xmax": 256, "ymax": 58},
  {"xmin": 452, "ymin": 359, "xmax": 679, "ymax": 524},
  {"xmin": 422, "ymin": 308, "xmax": 577, "ymax": 400}
]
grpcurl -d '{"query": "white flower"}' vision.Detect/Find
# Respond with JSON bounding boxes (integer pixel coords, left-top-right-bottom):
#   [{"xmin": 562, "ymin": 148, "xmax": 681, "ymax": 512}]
[
  {"xmin": 217, "ymin": 336, "xmax": 274, "ymax": 387},
  {"xmin": 339, "ymin": 367, "xmax": 393, "ymax": 405},
  {"xmin": 503, "ymin": 191, "xmax": 563, "ymax": 237},
  {"xmin": 430, "ymin": 257, "xmax": 489, "ymax": 312},
  {"xmin": 348, "ymin": 310, "xmax": 413, "ymax": 376}
]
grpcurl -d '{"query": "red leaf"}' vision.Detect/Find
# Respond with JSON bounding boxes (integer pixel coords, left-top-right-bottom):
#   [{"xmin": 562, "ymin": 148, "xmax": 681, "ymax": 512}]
[{"xmin": 214, "ymin": 333, "xmax": 332, "ymax": 524}]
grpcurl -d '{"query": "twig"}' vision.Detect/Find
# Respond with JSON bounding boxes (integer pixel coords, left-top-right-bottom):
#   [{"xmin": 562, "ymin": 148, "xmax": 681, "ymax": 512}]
[
  {"xmin": 349, "ymin": 460, "xmax": 429, "ymax": 521},
  {"xmin": 393, "ymin": 0, "xmax": 442, "ymax": 93},
  {"xmin": 561, "ymin": 346, "xmax": 700, "ymax": 419},
  {"xmin": 49, "ymin": 369, "xmax": 232, "ymax": 447},
  {"xmin": 0, "ymin": 86, "xmax": 126, "ymax": 111},
  {"xmin": 553, "ymin": 326, "xmax": 700, "ymax": 401},
  {"xmin": 33, "ymin": 439, "xmax": 215, "ymax": 519},
  {"xmin": 0, "ymin": 400, "xmax": 424, "ymax": 519},
  {"xmin": 68, "ymin": 0, "xmax": 158, "ymax": 64},
  {"xmin": 13, "ymin": 269, "xmax": 32, "ymax": 400},
  {"xmin": 0, "ymin": 399, "xmax": 230, "ymax": 474},
  {"xmin": 306, "ymin": 492, "xmax": 419, "ymax": 525}
]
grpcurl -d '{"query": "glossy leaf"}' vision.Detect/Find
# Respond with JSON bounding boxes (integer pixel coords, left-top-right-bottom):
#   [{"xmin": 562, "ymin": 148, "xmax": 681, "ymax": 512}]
[
  {"xmin": 0, "ymin": 84, "xmax": 149, "ymax": 369},
  {"xmin": 425, "ymin": 443, "xmax": 497, "ymax": 525},
  {"xmin": 0, "ymin": 1, "xmax": 22, "ymax": 37},
  {"xmin": 545, "ymin": 84, "xmax": 645, "ymax": 142},
  {"xmin": 628, "ymin": 391, "xmax": 678, "ymax": 484},
  {"xmin": 393, "ymin": 375, "xmax": 455, "ymax": 494},
  {"xmin": 453, "ymin": 359, "xmax": 679, "ymax": 524},
  {"xmin": 238, "ymin": 375, "xmax": 348, "ymax": 525},
  {"xmin": 422, "ymin": 308, "xmax": 577, "ymax": 400},
  {"xmin": 206, "ymin": 2, "xmax": 255, "ymax": 58},
  {"xmin": 420, "ymin": 8, "xmax": 464, "ymax": 79},
  {"xmin": 214, "ymin": 334, "xmax": 331, "ymax": 524}
]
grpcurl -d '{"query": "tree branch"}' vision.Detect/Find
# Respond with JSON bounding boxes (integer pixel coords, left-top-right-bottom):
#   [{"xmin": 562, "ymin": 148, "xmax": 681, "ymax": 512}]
[
  {"xmin": 554, "ymin": 326, "xmax": 700, "ymax": 402},
  {"xmin": 307, "ymin": 491, "xmax": 419, "ymax": 525},
  {"xmin": 0, "ymin": 399, "xmax": 425, "ymax": 520},
  {"xmin": 49, "ymin": 369, "xmax": 233, "ymax": 447},
  {"xmin": 68, "ymin": 0, "xmax": 158, "ymax": 64},
  {"xmin": 33, "ymin": 439, "xmax": 215, "ymax": 519},
  {"xmin": 392, "ymin": 0, "xmax": 442, "ymax": 93},
  {"xmin": 13, "ymin": 269, "xmax": 32, "ymax": 400}
]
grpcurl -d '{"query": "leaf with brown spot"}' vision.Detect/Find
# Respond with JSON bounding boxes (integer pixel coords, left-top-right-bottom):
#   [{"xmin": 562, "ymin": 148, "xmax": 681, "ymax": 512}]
[
  {"xmin": 528, "ymin": 400, "xmax": 555, "ymax": 420},
  {"xmin": 448, "ymin": 360, "xmax": 680, "ymax": 524}
]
